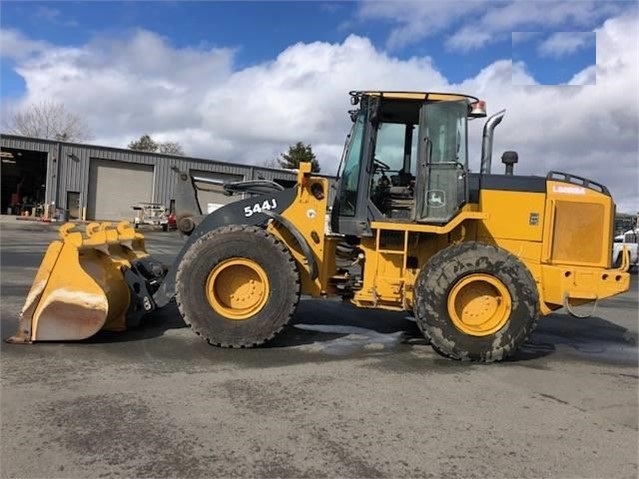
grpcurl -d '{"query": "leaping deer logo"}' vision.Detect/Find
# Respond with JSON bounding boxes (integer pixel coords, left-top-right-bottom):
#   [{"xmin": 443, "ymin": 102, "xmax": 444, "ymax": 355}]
[{"xmin": 427, "ymin": 190, "xmax": 445, "ymax": 207}]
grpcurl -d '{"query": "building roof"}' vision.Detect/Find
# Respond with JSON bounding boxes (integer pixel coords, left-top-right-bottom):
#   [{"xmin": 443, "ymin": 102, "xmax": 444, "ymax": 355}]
[{"xmin": 0, "ymin": 133, "xmax": 302, "ymax": 177}]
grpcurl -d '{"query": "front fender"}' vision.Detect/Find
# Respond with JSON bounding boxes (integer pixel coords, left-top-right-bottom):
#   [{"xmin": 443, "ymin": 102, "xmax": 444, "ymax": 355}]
[
  {"xmin": 262, "ymin": 210, "xmax": 318, "ymax": 281},
  {"xmin": 153, "ymin": 188, "xmax": 298, "ymax": 307}
]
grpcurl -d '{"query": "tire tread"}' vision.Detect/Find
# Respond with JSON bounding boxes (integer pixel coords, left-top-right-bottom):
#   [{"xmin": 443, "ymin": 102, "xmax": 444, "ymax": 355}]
[
  {"xmin": 414, "ymin": 241, "xmax": 540, "ymax": 362},
  {"xmin": 175, "ymin": 224, "xmax": 300, "ymax": 348}
]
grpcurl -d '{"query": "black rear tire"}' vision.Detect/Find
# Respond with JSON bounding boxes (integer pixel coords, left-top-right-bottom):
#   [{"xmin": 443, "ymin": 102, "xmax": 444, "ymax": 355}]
[
  {"xmin": 414, "ymin": 241, "xmax": 540, "ymax": 362},
  {"xmin": 175, "ymin": 225, "xmax": 300, "ymax": 347}
]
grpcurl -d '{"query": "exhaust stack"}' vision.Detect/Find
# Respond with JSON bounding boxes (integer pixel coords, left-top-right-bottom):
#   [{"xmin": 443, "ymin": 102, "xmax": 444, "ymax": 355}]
[{"xmin": 480, "ymin": 109, "xmax": 506, "ymax": 174}]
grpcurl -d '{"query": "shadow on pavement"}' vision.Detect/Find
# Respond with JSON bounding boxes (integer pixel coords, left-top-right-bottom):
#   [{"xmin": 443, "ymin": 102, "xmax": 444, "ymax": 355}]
[
  {"xmin": 87, "ymin": 300, "xmax": 187, "ymax": 344},
  {"xmin": 517, "ymin": 313, "xmax": 638, "ymax": 366},
  {"xmin": 76, "ymin": 298, "xmax": 637, "ymax": 366}
]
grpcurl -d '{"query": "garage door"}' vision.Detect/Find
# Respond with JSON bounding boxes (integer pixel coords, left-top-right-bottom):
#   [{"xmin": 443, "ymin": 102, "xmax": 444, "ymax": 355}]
[
  {"xmin": 191, "ymin": 170, "xmax": 243, "ymax": 214},
  {"xmin": 87, "ymin": 159, "xmax": 154, "ymax": 221}
]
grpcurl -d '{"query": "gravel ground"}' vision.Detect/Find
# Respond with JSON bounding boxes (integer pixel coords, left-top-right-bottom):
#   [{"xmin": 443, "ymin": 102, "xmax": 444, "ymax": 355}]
[{"xmin": 1, "ymin": 222, "xmax": 637, "ymax": 479}]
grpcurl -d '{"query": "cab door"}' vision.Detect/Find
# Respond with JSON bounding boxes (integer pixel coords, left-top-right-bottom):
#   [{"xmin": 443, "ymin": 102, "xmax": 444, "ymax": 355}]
[{"xmin": 414, "ymin": 100, "xmax": 469, "ymax": 223}]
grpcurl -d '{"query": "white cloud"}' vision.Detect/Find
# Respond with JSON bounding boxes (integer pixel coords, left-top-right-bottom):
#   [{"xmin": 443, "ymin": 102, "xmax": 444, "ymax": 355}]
[
  {"xmin": 538, "ymin": 31, "xmax": 595, "ymax": 58},
  {"xmin": 479, "ymin": 0, "xmax": 619, "ymax": 32},
  {"xmin": 355, "ymin": 0, "xmax": 491, "ymax": 50},
  {"xmin": 567, "ymin": 65, "xmax": 597, "ymax": 85},
  {"xmin": 1, "ymin": 9, "xmax": 638, "ymax": 212},
  {"xmin": 356, "ymin": 0, "xmax": 629, "ymax": 52},
  {"xmin": 7, "ymin": 29, "xmax": 236, "ymax": 142},
  {"xmin": 197, "ymin": 35, "xmax": 446, "ymax": 146},
  {"xmin": 454, "ymin": 12, "xmax": 639, "ymax": 211},
  {"xmin": 512, "ymin": 31, "xmax": 542, "ymax": 44},
  {"xmin": 0, "ymin": 28, "xmax": 50, "ymax": 60},
  {"xmin": 445, "ymin": 27, "xmax": 493, "ymax": 52},
  {"xmin": 510, "ymin": 60, "xmax": 539, "ymax": 85}
]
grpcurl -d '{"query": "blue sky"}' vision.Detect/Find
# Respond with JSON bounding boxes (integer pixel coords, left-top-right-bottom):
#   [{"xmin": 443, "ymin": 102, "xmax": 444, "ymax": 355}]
[
  {"xmin": 0, "ymin": 1, "xmax": 637, "ymax": 210},
  {"xmin": 2, "ymin": 0, "xmax": 524, "ymax": 98},
  {"xmin": 2, "ymin": 0, "xmax": 627, "ymax": 97}
]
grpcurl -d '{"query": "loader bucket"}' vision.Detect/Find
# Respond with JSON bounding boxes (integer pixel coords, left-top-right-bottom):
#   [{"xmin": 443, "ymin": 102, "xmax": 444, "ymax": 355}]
[{"xmin": 6, "ymin": 221, "xmax": 157, "ymax": 343}]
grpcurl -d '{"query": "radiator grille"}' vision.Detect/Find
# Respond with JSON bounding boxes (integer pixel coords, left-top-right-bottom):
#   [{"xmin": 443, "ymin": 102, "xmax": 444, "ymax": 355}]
[{"xmin": 551, "ymin": 201, "xmax": 604, "ymax": 264}]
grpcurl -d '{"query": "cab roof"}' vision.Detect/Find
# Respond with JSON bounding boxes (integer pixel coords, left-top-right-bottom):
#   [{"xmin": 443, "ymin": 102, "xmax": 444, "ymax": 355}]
[{"xmin": 351, "ymin": 90, "xmax": 480, "ymax": 103}]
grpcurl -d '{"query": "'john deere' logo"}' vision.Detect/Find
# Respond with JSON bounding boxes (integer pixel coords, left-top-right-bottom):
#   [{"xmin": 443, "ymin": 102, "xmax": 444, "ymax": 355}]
[{"xmin": 427, "ymin": 190, "xmax": 446, "ymax": 208}]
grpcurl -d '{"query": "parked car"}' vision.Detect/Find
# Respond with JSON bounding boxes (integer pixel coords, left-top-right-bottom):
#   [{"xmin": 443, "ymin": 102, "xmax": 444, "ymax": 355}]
[{"xmin": 612, "ymin": 227, "xmax": 638, "ymax": 271}]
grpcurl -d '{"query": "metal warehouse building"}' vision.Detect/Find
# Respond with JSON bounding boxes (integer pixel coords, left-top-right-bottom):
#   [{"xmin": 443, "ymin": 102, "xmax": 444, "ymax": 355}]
[{"xmin": 0, "ymin": 134, "xmax": 306, "ymax": 222}]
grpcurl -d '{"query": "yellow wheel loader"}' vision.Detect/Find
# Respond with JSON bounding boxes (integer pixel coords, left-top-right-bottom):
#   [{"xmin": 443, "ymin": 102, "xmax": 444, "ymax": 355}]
[{"xmin": 7, "ymin": 90, "xmax": 632, "ymax": 362}]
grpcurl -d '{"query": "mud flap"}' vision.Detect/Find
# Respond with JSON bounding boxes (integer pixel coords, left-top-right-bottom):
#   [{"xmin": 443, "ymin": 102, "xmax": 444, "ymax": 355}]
[{"xmin": 6, "ymin": 222, "xmax": 165, "ymax": 343}]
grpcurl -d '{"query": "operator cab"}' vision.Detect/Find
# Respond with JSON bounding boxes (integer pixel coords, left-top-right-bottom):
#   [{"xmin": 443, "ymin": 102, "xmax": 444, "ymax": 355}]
[{"xmin": 332, "ymin": 91, "xmax": 486, "ymax": 237}]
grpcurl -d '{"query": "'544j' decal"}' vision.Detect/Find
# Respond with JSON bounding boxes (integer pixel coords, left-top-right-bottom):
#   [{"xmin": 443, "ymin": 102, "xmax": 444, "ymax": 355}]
[{"xmin": 243, "ymin": 199, "xmax": 278, "ymax": 217}]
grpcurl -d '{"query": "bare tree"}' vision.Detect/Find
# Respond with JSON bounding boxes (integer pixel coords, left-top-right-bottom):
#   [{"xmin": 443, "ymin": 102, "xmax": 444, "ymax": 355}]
[
  {"xmin": 259, "ymin": 158, "xmax": 280, "ymax": 169},
  {"xmin": 3, "ymin": 99, "xmax": 92, "ymax": 142},
  {"xmin": 157, "ymin": 141, "xmax": 184, "ymax": 156}
]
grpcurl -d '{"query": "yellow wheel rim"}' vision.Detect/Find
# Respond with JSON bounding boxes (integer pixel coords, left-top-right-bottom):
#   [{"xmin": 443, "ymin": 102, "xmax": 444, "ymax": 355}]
[
  {"xmin": 206, "ymin": 258, "xmax": 270, "ymax": 321},
  {"xmin": 447, "ymin": 274, "xmax": 512, "ymax": 336}
]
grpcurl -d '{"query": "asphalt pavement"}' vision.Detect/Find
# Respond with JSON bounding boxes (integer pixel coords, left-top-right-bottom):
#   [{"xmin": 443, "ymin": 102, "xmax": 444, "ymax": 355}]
[{"xmin": 1, "ymin": 221, "xmax": 637, "ymax": 479}]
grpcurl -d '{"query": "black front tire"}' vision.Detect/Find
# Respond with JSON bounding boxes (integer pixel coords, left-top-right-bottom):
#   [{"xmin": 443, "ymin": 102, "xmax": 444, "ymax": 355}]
[
  {"xmin": 414, "ymin": 242, "xmax": 540, "ymax": 362},
  {"xmin": 175, "ymin": 225, "xmax": 300, "ymax": 347}
]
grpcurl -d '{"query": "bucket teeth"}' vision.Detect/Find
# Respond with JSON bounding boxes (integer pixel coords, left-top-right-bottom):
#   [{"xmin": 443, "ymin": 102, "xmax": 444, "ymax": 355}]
[
  {"xmin": 56, "ymin": 221, "xmax": 141, "ymax": 249},
  {"xmin": 58, "ymin": 223, "xmax": 78, "ymax": 240}
]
